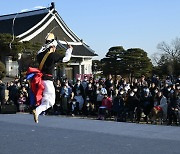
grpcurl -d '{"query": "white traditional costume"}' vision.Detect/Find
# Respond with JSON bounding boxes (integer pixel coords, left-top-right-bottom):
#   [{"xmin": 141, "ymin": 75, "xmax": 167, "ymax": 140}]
[{"xmin": 32, "ymin": 33, "xmax": 72, "ymax": 123}]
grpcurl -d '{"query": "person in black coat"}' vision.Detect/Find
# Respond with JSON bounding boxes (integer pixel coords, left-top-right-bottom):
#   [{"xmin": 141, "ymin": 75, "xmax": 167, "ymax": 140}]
[
  {"xmin": 7, "ymin": 81, "xmax": 19, "ymax": 108},
  {"xmin": 112, "ymin": 91, "xmax": 125, "ymax": 121},
  {"xmin": 167, "ymin": 90, "xmax": 178, "ymax": 125},
  {"xmin": 72, "ymin": 79, "xmax": 85, "ymax": 112},
  {"xmin": 85, "ymin": 82, "xmax": 96, "ymax": 115},
  {"xmin": 0, "ymin": 80, "xmax": 5, "ymax": 104},
  {"xmin": 140, "ymin": 88, "xmax": 154, "ymax": 123},
  {"xmin": 125, "ymin": 91, "xmax": 140, "ymax": 122},
  {"xmin": 105, "ymin": 74, "xmax": 114, "ymax": 94}
]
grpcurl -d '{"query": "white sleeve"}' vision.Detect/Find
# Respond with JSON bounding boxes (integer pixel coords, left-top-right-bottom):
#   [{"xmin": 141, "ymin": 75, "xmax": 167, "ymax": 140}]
[
  {"xmin": 62, "ymin": 47, "xmax": 73, "ymax": 62},
  {"xmin": 37, "ymin": 46, "xmax": 45, "ymax": 54}
]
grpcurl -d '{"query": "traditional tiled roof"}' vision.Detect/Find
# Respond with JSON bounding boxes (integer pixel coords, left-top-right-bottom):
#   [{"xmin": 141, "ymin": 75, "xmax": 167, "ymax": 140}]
[
  {"xmin": 0, "ymin": 3, "xmax": 97, "ymax": 57},
  {"xmin": 72, "ymin": 44, "xmax": 98, "ymax": 57},
  {"xmin": 0, "ymin": 9, "xmax": 48, "ymax": 36}
]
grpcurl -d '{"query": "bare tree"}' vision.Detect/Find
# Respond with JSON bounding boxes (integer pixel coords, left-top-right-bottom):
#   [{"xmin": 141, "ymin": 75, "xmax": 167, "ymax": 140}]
[
  {"xmin": 151, "ymin": 52, "xmax": 161, "ymax": 66},
  {"xmin": 156, "ymin": 37, "xmax": 180, "ymax": 76},
  {"xmin": 157, "ymin": 37, "xmax": 180, "ymax": 60}
]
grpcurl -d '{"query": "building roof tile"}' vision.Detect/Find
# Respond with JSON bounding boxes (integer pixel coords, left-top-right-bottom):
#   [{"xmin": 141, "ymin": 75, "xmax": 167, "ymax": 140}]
[{"xmin": 0, "ymin": 4, "xmax": 97, "ymax": 57}]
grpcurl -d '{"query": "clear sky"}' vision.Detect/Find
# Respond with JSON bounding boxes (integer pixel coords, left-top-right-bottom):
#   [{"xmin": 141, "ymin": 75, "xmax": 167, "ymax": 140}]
[{"xmin": 1, "ymin": 0, "xmax": 180, "ymax": 60}]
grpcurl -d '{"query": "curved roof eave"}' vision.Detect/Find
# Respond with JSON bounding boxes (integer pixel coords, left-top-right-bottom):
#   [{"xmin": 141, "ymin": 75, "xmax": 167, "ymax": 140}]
[
  {"xmin": 18, "ymin": 9, "xmax": 81, "ymax": 43},
  {"xmin": 71, "ymin": 55, "xmax": 98, "ymax": 58},
  {"xmin": 17, "ymin": 8, "xmax": 54, "ymax": 39},
  {"xmin": 55, "ymin": 12, "xmax": 81, "ymax": 42}
]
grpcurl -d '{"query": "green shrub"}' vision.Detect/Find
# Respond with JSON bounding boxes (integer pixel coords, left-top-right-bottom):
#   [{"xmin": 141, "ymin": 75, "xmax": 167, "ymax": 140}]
[{"xmin": 0, "ymin": 61, "xmax": 6, "ymax": 79}]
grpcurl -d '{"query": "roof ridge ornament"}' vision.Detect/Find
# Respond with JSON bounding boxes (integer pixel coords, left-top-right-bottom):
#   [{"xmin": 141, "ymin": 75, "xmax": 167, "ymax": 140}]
[{"xmin": 50, "ymin": 2, "xmax": 55, "ymax": 10}]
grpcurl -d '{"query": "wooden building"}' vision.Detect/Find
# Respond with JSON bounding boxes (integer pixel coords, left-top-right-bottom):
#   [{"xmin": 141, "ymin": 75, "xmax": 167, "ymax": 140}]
[{"xmin": 0, "ymin": 2, "xmax": 97, "ymax": 80}]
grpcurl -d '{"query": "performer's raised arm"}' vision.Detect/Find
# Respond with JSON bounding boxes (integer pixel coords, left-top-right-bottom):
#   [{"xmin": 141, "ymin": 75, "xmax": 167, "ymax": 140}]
[{"xmin": 62, "ymin": 38, "xmax": 73, "ymax": 62}]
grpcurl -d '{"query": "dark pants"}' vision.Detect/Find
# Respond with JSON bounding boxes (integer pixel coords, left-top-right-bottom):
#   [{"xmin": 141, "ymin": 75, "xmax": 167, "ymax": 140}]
[
  {"xmin": 98, "ymin": 107, "xmax": 111, "ymax": 119},
  {"xmin": 168, "ymin": 108, "xmax": 178, "ymax": 124},
  {"xmin": 61, "ymin": 97, "xmax": 70, "ymax": 114},
  {"xmin": 70, "ymin": 101, "xmax": 79, "ymax": 115}
]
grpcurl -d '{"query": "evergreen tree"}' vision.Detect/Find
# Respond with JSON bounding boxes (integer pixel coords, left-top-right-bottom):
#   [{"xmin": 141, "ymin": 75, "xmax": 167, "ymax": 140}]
[
  {"xmin": 0, "ymin": 33, "xmax": 23, "ymax": 60},
  {"xmin": 101, "ymin": 46, "xmax": 125, "ymax": 77},
  {"xmin": 123, "ymin": 48, "xmax": 153, "ymax": 78},
  {"xmin": 101, "ymin": 47, "xmax": 153, "ymax": 79}
]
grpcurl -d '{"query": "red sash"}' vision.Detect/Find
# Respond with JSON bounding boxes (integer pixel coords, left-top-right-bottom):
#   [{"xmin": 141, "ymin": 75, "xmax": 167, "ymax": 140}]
[{"xmin": 27, "ymin": 67, "xmax": 44, "ymax": 106}]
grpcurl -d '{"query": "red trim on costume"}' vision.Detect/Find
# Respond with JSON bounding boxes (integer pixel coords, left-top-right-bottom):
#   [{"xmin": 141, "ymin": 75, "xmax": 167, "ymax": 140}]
[{"xmin": 44, "ymin": 74, "xmax": 53, "ymax": 77}]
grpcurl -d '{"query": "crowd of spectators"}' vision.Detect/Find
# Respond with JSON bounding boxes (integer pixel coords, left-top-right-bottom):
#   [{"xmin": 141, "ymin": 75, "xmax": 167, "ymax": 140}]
[
  {"xmin": 0, "ymin": 78, "xmax": 29, "ymax": 112},
  {"xmin": 0, "ymin": 74, "xmax": 180, "ymax": 126}
]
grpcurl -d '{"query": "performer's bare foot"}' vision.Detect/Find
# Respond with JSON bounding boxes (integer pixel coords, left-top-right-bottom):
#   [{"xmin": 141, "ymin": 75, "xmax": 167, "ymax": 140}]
[{"xmin": 32, "ymin": 109, "xmax": 38, "ymax": 123}]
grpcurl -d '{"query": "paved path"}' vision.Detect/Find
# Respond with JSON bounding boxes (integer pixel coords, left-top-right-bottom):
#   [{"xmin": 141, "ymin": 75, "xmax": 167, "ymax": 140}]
[{"xmin": 0, "ymin": 113, "xmax": 179, "ymax": 154}]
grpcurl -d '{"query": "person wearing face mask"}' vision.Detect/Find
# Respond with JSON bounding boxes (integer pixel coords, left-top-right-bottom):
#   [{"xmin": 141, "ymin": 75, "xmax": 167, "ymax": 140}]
[
  {"xmin": 139, "ymin": 75, "xmax": 148, "ymax": 87},
  {"xmin": 60, "ymin": 82, "xmax": 72, "ymax": 115},
  {"xmin": 84, "ymin": 82, "xmax": 96, "ymax": 115},
  {"xmin": 165, "ymin": 76, "xmax": 172, "ymax": 86},
  {"xmin": 81, "ymin": 75, "xmax": 88, "ymax": 90},
  {"xmin": 149, "ymin": 83, "xmax": 157, "ymax": 98},
  {"xmin": 151, "ymin": 89, "xmax": 164, "ymax": 124},
  {"xmin": 161, "ymin": 83, "xmax": 170, "ymax": 99},
  {"xmin": 156, "ymin": 91, "xmax": 168, "ymax": 122},
  {"xmin": 176, "ymin": 84, "xmax": 180, "ymax": 91},
  {"xmin": 132, "ymin": 86, "xmax": 140, "ymax": 99},
  {"xmin": 96, "ymin": 84, "xmax": 107, "ymax": 110},
  {"xmin": 139, "ymin": 88, "xmax": 154, "ymax": 123},
  {"xmin": 167, "ymin": 89, "xmax": 178, "ymax": 125},
  {"xmin": 72, "ymin": 79, "xmax": 85, "ymax": 113},
  {"xmin": 125, "ymin": 90, "xmax": 140, "ymax": 122},
  {"xmin": 176, "ymin": 76, "xmax": 180, "ymax": 84},
  {"xmin": 107, "ymin": 86, "xmax": 115, "ymax": 100},
  {"xmin": 98, "ymin": 94, "xmax": 112, "ymax": 120},
  {"xmin": 105, "ymin": 74, "xmax": 114, "ymax": 94},
  {"xmin": 152, "ymin": 88, "xmax": 159, "ymax": 105},
  {"xmin": 112, "ymin": 90, "xmax": 126, "ymax": 122}
]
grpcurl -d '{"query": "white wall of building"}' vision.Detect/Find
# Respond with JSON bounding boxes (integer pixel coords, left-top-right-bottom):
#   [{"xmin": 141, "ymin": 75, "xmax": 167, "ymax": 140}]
[
  {"xmin": 5, "ymin": 56, "xmax": 19, "ymax": 77},
  {"xmin": 81, "ymin": 58, "xmax": 92, "ymax": 74}
]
